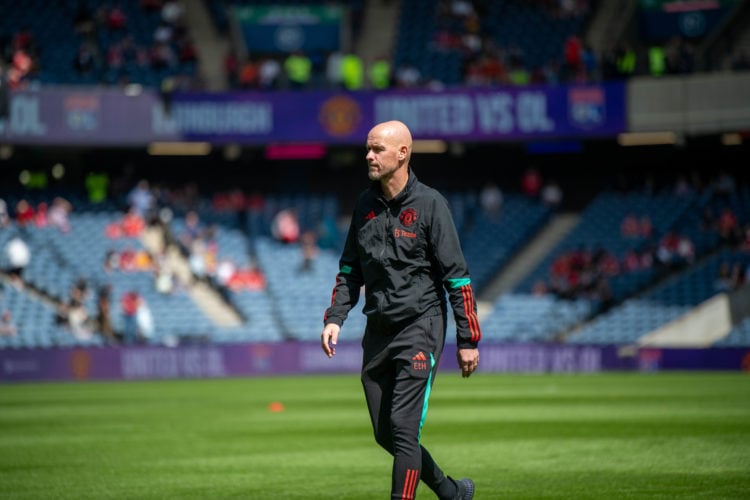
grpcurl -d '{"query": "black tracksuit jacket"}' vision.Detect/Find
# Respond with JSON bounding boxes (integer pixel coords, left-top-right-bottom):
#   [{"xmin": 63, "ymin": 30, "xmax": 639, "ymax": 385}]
[{"xmin": 324, "ymin": 169, "xmax": 482, "ymax": 349}]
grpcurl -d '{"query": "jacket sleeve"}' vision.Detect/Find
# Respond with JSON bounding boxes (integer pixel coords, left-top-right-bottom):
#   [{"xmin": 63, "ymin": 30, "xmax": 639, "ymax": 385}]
[
  {"xmin": 323, "ymin": 216, "xmax": 364, "ymax": 327},
  {"xmin": 429, "ymin": 194, "xmax": 482, "ymax": 349}
]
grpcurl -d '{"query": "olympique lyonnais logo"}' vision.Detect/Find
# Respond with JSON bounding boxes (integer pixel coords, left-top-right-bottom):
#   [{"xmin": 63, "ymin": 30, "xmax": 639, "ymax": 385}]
[
  {"xmin": 64, "ymin": 95, "xmax": 100, "ymax": 132},
  {"xmin": 568, "ymin": 86, "xmax": 605, "ymax": 129},
  {"xmin": 399, "ymin": 208, "xmax": 417, "ymax": 227},
  {"xmin": 412, "ymin": 351, "xmax": 428, "ymax": 371}
]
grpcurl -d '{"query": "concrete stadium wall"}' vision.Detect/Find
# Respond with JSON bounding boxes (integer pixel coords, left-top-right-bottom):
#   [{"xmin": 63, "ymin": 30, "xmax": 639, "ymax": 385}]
[{"xmin": 628, "ymin": 72, "xmax": 750, "ymax": 133}]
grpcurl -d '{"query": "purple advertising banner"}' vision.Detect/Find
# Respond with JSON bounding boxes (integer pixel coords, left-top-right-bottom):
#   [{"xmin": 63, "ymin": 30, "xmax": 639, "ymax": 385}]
[
  {"xmin": 0, "ymin": 83, "xmax": 626, "ymax": 146},
  {"xmin": 638, "ymin": 347, "xmax": 750, "ymax": 372},
  {"xmin": 0, "ymin": 342, "xmax": 644, "ymax": 383}
]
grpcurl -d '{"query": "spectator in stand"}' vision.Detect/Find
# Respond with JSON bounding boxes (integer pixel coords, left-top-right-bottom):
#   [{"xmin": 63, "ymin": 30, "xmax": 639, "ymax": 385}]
[
  {"xmin": 121, "ymin": 206, "xmax": 146, "ymax": 237},
  {"xmin": 622, "ymin": 248, "xmax": 642, "ymax": 272},
  {"xmin": 103, "ymin": 248, "xmax": 119, "ymax": 273},
  {"xmin": 119, "ymin": 245, "xmax": 137, "ymax": 272},
  {"xmin": 67, "ymin": 297, "xmax": 93, "ymax": 340},
  {"xmin": 55, "ymin": 301, "xmax": 71, "ymax": 329},
  {"xmin": 106, "ymin": 3, "xmax": 128, "ymax": 31},
  {"xmin": 713, "ymin": 170, "xmax": 736, "ymax": 200},
  {"xmin": 34, "ymin": 202, "xmax": 48, "ymax": 228},
  {"xmin": 14, "ymin": 199, "xmax": 35, "ymax": 227},
  {"xmin": 283, "ymin": 50, "xmax": 313, "ymax": 90},
  {"xmin": 237, "ymin": 57, "xmax": 260, "ymax": 89},
  {"xmin": 563, "ymin": 33, "xmax": 583, "ymax": 81},
  {"xmin": 180, "ymin": 209, "xmax": 203, "ymax": 248},
  {"xmin": 85, "ymin": 171, "xmax": 110, "ymax": 204},
  {"xmin": 120, "ymin": 290, "xmax": 140, "ymax": 345},
  {"xmin": 161, "ymin": 0, "xmax": 184, "ymax": 26},
  {"xmin": 215, "ymin": 257, "xmax": 236, "ymax": 296},
  {"xmin": 153, "ymin": 258, "xmax": 176, "ymax": 295},
  {"xmin": 521, "ymin": 167, "xmax": 542, "ymax": 199},
  {"xmin": 4, "ymin": 234, "xmax": 30, "ymax": 285},
  {"xmin": 127, "ymin": 179, "xmax": 155, "ymax": 219},
  {"xmin": 341, "ymin": 52, "xmax": 364, "ymax": 91},
  {"xmin": 224, "ymin": 49, "xmax": 239, "ymax": 88},
  {"xmin": 258, "ymin": 56, "xmax": 281, "ymax": 90},
  {"xmin": 229, "ymin": 261, "xmax": 266, "ymax": 291},
  {"xmin": 730, "ymin": 261, "xmax": 746, "ymax": 290},
  {"xmin": 141, "ymin": 0, "xmax": 162, "ymax": 11},
  {"xmin": 479, "ymin": 180, "xmax": 503, "ymax": 220},
  {"xmin": 73, "ymin": 40, "xmax": 100, "ymax": 76},
  {"xmin": 153, "ymin": 20, "xmax": 174, "ymax": 46},
  {"xmin": 677, "ymin": 235, "xmax": 696, "ymax": 264},
  {"xmin": 718, "ymin": 206, "xmax": 740, "ymax": 244},
  {"xmin": 656, "ymin": 231, "xmax": 694, "ymax": 267},
  {"xmin": 368, "ymin": 55, "xmax": 392, "ymax": 90},
  {"xmin": 48, "ymin": 197, "xmax": 72, "ymax": 232},
  {"xmin": 0, "ymin": 309, "xmax": 16, "ymax": 337},
  {"xmin": 96, "ymin": 283, "xmax": 116, "ymax": 344},
  {"xmin": 299, "ymin": 230, "xmax": 320, "ymax": 272},
  {"xmin": 325, "ymin": 49, "xmax": 344, "ymax": 90},
  {"xmin": 715, "ymin": 261, "xmax": 735, "ymax": 292},
  {"xmin": 541, "ymin": 179, "xmax": 563, "ymax": 209},
  {"xmin": 0, "ymin": 198, "xmax": 9, "ymax": 228},
  {"xmin": 621, "ymin": 212, "xmax": 640, "ymax": 238},
  {"xmin": 272, "ymin": 208, "xmax": 300, "ymax": 244},
  {"xmin": 394, "ymin": 62, "xmax": 422, "ymax": 88},
  {"xmin": 593, "ymin": 247, "xmax": 621, "ymax": 277},
  {"xmin": 133, "ymin": 249, "xmax": 153, "ymax": 271},
  {"xmin": 638, "ymin": 215, "xmax": 653, "ymax": 239},
  {"xmin": 581, "ymin": 42, "xmax": 599, "ymax": 82},
  {"xmin": 135, "ymin": 294, "xmax": 155, "ymax": 343}
]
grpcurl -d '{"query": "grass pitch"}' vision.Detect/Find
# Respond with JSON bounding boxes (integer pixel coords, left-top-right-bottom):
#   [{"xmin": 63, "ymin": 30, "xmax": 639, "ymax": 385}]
[{"xmin": 1, "ymin": 372, "xmax": 749, "ymax": 499}]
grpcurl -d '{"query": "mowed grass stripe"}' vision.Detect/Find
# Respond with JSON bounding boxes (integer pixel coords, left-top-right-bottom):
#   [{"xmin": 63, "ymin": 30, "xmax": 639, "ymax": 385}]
[{"xmin": 1, "ymin": 372, "xmax": 749, "ymax": 499}]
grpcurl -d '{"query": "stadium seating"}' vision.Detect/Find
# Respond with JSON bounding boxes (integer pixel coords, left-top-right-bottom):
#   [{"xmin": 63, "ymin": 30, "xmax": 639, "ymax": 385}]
[
  {"xmin": 568, "ymin": 248, "xmax": 750, "ymax": 345},
  {"xmin": 459, "ymin": 193, "xmax": 552, "ymax": 294},
  {"xmin": 3, "ymin": 178, "xmax": 749, "ymax": 350},
  {"xmin": 0, "ymin": 0, "xmax": 197, "ymax": 88},
  {"xmin": 394, "ymin": 0, "xmax": 590, "ymax": 86}
]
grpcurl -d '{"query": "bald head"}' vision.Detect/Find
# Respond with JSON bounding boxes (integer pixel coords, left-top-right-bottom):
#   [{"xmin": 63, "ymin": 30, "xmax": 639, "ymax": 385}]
[
  {"xmin": 365, "ymin": 120, "xmax": 413, "ymax": 195},
  {"xmin": 368, "ymin": 120, "xmax": 413, "ymax": 160}
]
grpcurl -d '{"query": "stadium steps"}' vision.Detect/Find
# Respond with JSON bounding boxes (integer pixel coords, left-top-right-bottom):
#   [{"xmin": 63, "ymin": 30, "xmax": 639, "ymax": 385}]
[
  {"xmin": 140, "ymin": 225, "xmax": 243, "ymax": 328},
  {"xmin": 182, "ymin": 0, "xmax": 230, "ymax": 91},
  {"xmin": 479, "ymin": 212, "xmax": 580, "ymax": 306},
  {"xmin": 694, "ymin": 0, "xmax": 750, "ymax": 71},
  {"xmin": 585, "ymin": 0, "xmax": 637, "ymax": 54},
  {"xmin": 354, "ymin": 0, "xmax": 400, "ymax": 63},
  {"xmin": 638, "ymin": 292, "xmax": 732, "ymax": 348}
]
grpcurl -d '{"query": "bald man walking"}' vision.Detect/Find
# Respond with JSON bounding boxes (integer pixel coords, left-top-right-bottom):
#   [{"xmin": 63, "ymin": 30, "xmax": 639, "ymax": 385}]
[{"xmin": 322, "ymin": 120, "xmax": 481, "ymax": 499}]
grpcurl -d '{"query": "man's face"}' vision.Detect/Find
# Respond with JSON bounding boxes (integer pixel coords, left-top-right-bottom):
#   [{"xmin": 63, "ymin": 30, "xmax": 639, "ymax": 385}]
[{"xmin": 365, "ymin": 131, "xmax": 401, "ymax": 182}]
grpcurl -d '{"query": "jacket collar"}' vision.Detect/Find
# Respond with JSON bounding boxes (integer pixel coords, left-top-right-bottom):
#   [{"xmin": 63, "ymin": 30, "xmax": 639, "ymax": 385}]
[{"xmin": 370, "ymin": 167, "xmax": 417, "ymax": 204}]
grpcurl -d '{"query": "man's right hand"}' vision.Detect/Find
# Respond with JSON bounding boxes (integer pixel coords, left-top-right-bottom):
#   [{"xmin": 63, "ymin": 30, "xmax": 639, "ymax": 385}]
[
  {"xmin": 321, "ymin": 323, "xmax": 341, "ymax": 358},
  {"xmin": 457, "ymin": 347, "xmax": 479, "ymax": 378}
]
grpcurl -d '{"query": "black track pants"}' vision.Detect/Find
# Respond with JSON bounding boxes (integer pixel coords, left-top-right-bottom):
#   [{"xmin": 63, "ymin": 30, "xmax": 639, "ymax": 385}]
[{"xmin": 361, "ymin": 313, "xmax": 457, "ymax": 499}]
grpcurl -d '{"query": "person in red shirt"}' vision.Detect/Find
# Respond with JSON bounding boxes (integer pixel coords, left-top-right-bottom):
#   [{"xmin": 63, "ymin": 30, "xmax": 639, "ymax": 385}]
[
  {"xmin": 14, "ymin": 199, "xmax": 35, "ymax": 226},
  {"xmin": 521, "ymin": 167, "xmax": 542, "ymax": 199},
  {"xmin": 120, "ymin": 291, "xmax": 140, "ymax": 344}
]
